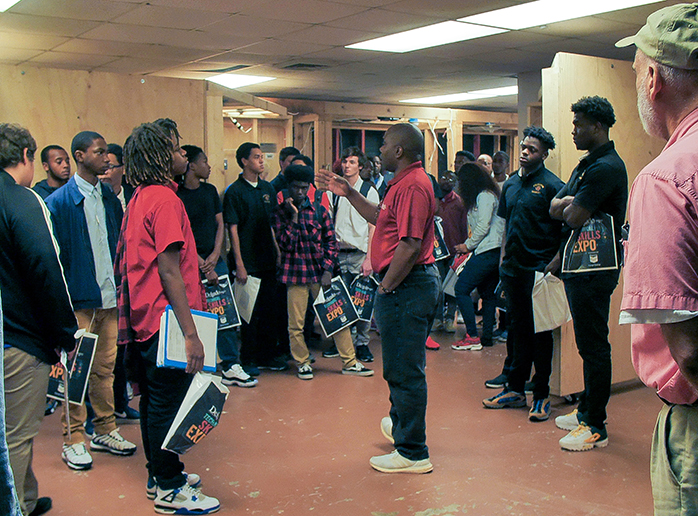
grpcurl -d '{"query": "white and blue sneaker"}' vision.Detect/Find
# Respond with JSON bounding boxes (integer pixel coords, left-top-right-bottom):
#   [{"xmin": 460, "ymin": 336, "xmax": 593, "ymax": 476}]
[
  {"xmin": 147, "ymin": 472, "xmax": 202, "ymax": 500},
  {"xmin": 154, "ymin": 483, "xmax": 219, "ymax": 515}
]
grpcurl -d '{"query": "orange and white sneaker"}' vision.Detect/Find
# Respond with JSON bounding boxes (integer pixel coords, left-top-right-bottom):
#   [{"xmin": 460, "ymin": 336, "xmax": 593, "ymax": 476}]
[{"xmin": 559, "ymin": 423, "xmax": 608, "ymax": 451}]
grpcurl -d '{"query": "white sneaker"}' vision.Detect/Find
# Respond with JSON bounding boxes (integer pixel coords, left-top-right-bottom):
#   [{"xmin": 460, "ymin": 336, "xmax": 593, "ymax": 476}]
[
  {"xmin": 62, "ymin": 442, "xmax": 93, "ymax": 470},
  {"xmin": 147, "ymin": 472, "xmax": 201, "ymax": 500},
  {"xmin": 221, "ymin": 364, "xmax": 258, "ymax": 388},
  {"xmin": 559, "ymin": 423, "xmax": 608, "ymax": 452},
  {"xmin": 380, "ymin": 417, "xmax": 394, "ymax": 444},
  {"xmin": 555, "ymin": 409, "xmax": 580, "ymax": 431},
  {"xmin": 369, "ymin": 450, "xmax": 433, "ymax": 474},
  {"xmin": 297, "ymin": 364, "xmax": 313, "ymax": 380},
  {"xmin": 341, "ymin": 362, "xmax": 374, "ymax": 377},
  {"xmin": 154, "ymin": 483, "xmax": 220, "ymax": 514},
  {"xmin": 90, "ymin": 429, "xmax": 137, "ymax": 456}
]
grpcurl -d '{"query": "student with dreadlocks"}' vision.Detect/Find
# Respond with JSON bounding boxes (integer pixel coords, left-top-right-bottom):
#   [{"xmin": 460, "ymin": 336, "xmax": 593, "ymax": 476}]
[{"xmin": 118, "ymin": 120, "xmax": 220, "ymax": 515}]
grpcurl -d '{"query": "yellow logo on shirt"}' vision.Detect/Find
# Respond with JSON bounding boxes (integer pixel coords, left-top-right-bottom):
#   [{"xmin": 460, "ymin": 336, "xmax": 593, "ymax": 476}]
[{"xmin": 531, "ymin": 183, "xmax": 544, "ymax": 194}]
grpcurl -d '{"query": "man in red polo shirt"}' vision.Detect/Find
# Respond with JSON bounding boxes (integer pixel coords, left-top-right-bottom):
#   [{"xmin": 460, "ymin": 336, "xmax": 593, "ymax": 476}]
[{"xmin": 318, "ymin": 123, "xmax": 440, "ymax": 474}]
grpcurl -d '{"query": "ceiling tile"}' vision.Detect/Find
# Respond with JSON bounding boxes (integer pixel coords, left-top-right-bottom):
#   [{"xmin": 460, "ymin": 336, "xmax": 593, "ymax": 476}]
[
  {"xmin": 9, "ymin": 0, "xmax": 137, "ymax": 22},
  {"xmin": 78, "ymin": 24, "xmax": 248, "ymax": 52},
  {"xmin": 237, "ymin": 39, "xmax": 334, "ymax": 57},
  {"xmin": 94, "ymin": 56, "xmax": 181, "ymax": 75},
  {"xmin": 0, "ymin": 32, "xmax": 69, "ymax": 50},
  {"xmin": 28, "ymin": 50, "xmax": 119, "ymax": 68},
  {"xmin": 383, "ymin": 0, "xmax": 520, "ymax": 19},
  {"xmin": 325, "ymin": 0, "xmax": 399, "ymax": 7},
  {"xmin": 204, "ymin": 14, "xmax": 312, "ymax": 39},
  {"xmin": 0, "ymin": 47, "xmax": 43, "ymax": 62},
  {"xmin": 281, "ymin": 25, "xmax": 383, "ymax": 46},
  {"xmin": 235, "ymin": 0, "xmax": 366, "ymax": 23},
  {"xmin": 594, "ymin": 0, "xmax": 685, "ymax": 25},
  {"xmin": 112, "ymin": 4, "xmax": 231, "ymax": 30},
  {"xmin": 0, "ymin": 13, "xmax": 101, "ymax": 37},
  {"xmin": 324, "ymin": 7, "xmax": 439, "ymax": 34},
  {"xmin": 142, "ymin": 0, "xmax": 257, "ymax": 13}
]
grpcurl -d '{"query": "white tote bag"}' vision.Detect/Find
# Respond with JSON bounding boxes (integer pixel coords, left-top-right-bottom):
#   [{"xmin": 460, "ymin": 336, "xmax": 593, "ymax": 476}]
[{"xmin": 531, "ymin": 272, "xmax": 572, "ymax": 333}]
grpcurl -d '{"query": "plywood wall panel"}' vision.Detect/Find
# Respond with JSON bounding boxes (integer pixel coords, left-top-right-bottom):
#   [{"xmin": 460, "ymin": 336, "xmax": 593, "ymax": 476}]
[
  {"xmin": 0, "ymin": 63, "xmax": 206, "ymax": 184},
  {"xmin": 542, "ymin": 52, "xmax": 666, "ymax": 396}
]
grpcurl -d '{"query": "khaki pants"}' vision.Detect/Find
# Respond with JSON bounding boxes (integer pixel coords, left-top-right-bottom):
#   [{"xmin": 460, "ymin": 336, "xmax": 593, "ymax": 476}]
[
  {"xmin": 62, "ymin": 308, "xmax": 118, "ymax": 443},
  {"xmin": 651, "ymin": 403, "xmax": 698, "ymax": 515},
  {"xmin": 4, "ymin": 347, "xmax": 49, "ymax": 515},
  {"xmin": 287, "ymin": 283, "xmax": 356, "ymax": 368}
]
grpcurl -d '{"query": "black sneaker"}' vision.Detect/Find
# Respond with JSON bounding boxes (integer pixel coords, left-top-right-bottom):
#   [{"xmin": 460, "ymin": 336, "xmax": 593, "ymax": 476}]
[
  {"xmin": 28, "ymin": 497, "xmax": 52, "ymax": 516},
  {"xmin": 322, "ymin": 344, "xmax": 339, "ymax": 358},
  {"xmin": 485, "ymin": 373, "xmax": 508, "ymax": 389},
  {"xmin": 356, "ymin": 345, "xmax": 374, "ymax": 362},
  {"xmin": 258, "ymin": 356, "xmax": 289, "ymax": 371},
  {"xmin": 242, "ymin": 364, "xmax": 260, "ymax": 377}
]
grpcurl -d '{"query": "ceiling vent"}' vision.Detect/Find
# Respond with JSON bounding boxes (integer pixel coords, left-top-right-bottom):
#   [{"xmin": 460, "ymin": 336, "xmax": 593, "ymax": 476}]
[
  {"xmin": 281, "ymin": 62, "xmax": 329, "ymax": 71},
  {"xmin": 196, "ymin": 64, "xmax": 250, "ymax": 73}
]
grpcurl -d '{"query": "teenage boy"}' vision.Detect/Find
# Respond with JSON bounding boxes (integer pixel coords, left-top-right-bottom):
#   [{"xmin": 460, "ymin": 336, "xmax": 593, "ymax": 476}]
[
  {"xmin": 432, "ymin": 170, "xmax": 467, "ymax": 333},
  {"xmin": 272, "ymin": 164, "xmax": 373, "ymax": 380},
  {"xmin": 33, "ymin": 145, "xmax": 70, "ymax": 199},
  {"xmin": 483, "ymin": 126, "xmax": 564, "ymax": 422},
  {"xmin": 223, "ymin": 142, "xmax": 286, "ymax": 375},
  {"xmin": 46, "ymin": 131, "xmax": 137, "ymax": 471},
  {"xmin": 119, "ymin": 120, "xmax": 219, "ymax": 514},
  {"xmin": 270, "ymin": 146, "xmax": 300, "ymax": 194},
  {"xmin": 550, "ymin": 96, "xmax": 627, "ymax": 451},
  {"xmin": 1, "ymin": 123, "xmax": 78, "ymax": 516},
  {"xmin": 178, "ymin": 144, "xmax": 256, "ymax": 388},
  {"xmin": 324, "ymin": 147, "xmax": 379, "ymax": 363}
]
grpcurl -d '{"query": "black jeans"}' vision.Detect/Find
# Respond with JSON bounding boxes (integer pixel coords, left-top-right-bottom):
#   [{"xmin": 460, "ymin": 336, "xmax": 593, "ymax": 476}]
[
  {"xmin": 375, "ymin": 265, "xmax": 440, "ymax": 461},
  {"xmin": 138, "ymin": 334, "xmax": 192, "ymax": 490},
  {"xmin": 502, "ymin": 271, "xmax": 554, "ymax": 400},
  {"xmin": 240, "ymin": 271, "xmax": 279, "ymax": 366},
  {"xmin": 563, "ymin": 270, "xmax": 619, "ymax": 429}
]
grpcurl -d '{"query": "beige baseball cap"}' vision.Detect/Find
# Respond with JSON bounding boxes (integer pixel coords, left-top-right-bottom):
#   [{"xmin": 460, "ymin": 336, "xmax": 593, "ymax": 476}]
[{"xmin": 616, "ymin": 2, "xmax": 698, "ymax": 70}]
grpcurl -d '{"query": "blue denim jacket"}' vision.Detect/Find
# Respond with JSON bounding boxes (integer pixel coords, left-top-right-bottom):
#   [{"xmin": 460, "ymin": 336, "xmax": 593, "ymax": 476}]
[{"xmin": 45, "ymin": 176, "xmax": 123, "ymax": 310}]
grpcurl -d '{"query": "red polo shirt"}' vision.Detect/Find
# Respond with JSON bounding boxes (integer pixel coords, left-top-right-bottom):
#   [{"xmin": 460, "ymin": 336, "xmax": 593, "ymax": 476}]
[
  {"xmin": 125, "ymin": 182, "xmax": 203, "ymax": 342},
  {"xmin": 371, "ymin": 162, "xmax": 436, "ymax": 274}
]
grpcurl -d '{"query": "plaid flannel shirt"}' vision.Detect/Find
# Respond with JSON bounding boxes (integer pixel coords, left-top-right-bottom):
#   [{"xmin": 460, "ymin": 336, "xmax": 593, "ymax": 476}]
[{"xmin": 272, "ymin": 198, "xmax": 337, "ymax": 285}]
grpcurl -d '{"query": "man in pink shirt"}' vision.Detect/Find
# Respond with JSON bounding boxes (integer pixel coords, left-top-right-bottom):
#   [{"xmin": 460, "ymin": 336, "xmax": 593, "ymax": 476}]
[{"xmin": 617, "ymin": 4, "xmax": 698, "ymax": 513}]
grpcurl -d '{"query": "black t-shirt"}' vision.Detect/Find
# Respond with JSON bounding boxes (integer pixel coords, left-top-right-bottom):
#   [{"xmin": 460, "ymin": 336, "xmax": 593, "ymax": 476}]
[
  {"xmin": 177, "ymin": 182, "xmax": 221, "ymax": 258},
  {"xmin": 498, "ymin": 164, "xmax": 565, "ymax": 276},
  {"xmin": 223, "ymin": 174, "xmax": 277, "ymax": 274},
  {"xmin": 555, "ymin": 141, "xmax": 628, "ymax": 273}
]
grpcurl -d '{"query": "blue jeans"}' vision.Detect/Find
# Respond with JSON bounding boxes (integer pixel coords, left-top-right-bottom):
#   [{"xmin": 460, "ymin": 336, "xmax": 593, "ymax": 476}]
[
  {"xmin": 375, "ymin": 265, "xmax": 440, "ymax": 461},
  {"xmin": 454, "ymin": 248, "xmax": 500, "ymax": 343},
  {"xmin": 213, "ymin": 260, "xmax": 240, "ymax": 370}
]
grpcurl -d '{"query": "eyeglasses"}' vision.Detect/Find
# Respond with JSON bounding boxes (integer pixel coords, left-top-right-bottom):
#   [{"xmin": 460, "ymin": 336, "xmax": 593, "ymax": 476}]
[{"xmin": 107, "ymin": 163, "xmax": 123, "ymax": 170}]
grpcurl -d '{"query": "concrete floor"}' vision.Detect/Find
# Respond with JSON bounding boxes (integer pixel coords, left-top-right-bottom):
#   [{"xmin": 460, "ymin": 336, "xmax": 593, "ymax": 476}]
[{"xmin": 33, "ymin": 329, "xmax": 661, "ymax": 515}]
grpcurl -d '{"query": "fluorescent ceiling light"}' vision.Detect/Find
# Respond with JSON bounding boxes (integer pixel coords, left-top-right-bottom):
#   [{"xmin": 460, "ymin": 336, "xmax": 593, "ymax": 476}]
[
  {"xmin": 206, "ymin": 74, "xmax": 275, "ymax": 89},
  {"xmin": 0, "ymin": 0, "xmax": 21, "ymax": 12},
  {"xmin": 459, "ymin": 0, "xmax": 664, "ymax": 30},
  {"xmin": 346, "ymin": 21, "xmax": 507, "ymax": 53},
  {"xmin": 400, "ymin": 85, "xmax": 518, "ymax": 105}
]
